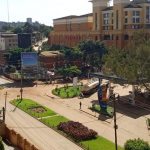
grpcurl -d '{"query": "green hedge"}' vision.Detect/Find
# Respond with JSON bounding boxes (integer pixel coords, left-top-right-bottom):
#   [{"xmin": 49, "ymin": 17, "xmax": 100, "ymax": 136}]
[{"xmin": 124, "ymin": 138, "xmax": 150, "ymax": 150}]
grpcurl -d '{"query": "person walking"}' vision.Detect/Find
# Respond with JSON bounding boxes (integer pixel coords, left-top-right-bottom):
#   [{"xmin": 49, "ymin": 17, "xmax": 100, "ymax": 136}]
[{"xmin": 79, "ymin": 101, "xmax": 82, "ymax": 110}]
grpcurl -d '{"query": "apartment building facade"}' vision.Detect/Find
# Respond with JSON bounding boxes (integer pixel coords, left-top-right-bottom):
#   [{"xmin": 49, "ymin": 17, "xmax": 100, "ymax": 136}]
[
  {"xmin": 49, "ymin": 0, "xmax": 150, "ymax": 48},
  {"xmin": 0, "ymin": 33, "xmax": 18, "ymax": 51}
]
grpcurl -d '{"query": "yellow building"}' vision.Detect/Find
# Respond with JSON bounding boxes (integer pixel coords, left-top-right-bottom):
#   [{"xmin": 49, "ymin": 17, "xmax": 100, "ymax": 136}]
[{"xmin": 48, "ymin": 0, "xmax": 150, "ymax": 48}]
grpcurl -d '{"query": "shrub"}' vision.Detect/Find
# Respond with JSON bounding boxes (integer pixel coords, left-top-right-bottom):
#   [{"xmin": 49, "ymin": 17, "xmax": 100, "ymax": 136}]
[
  {"xmin": 148, "ymin": 118, "xmax": 150, "ymax": 126},
  {"xmin": 124, "ymin": 138, "xmax": 150, "ymax": 150},
  {"xmin": 57, "ymin": 121, "xmax": 97, "ymax": 141},
  {"xmin": 0, "ymin": 137, "xmax": 4, "ymax": 150}
]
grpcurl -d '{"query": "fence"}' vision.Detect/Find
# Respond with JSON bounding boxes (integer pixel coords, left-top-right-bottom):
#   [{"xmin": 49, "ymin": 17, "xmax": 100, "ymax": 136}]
[{"xmin": 0, "ymin": 123, "xmax": 38, "ymax": 150}]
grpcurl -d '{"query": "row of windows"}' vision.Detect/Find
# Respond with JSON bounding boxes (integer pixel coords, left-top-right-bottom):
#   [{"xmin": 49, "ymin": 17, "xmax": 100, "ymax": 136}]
[
  {"xmin": 9, "ymin": 44, "xmax": 17, "ymax": 46},
  {"xmin": 102, "ymin": 8, "xmax": 150, "ymax": 25},
  {"xmin": 125, "ymin": 18, "xmax": 140, "ymax": 24},
  {"xmin": 103, "ymin": 24, "xmax": 142, "ymax": 30},
  {"xmin": 125, "ymin": 11, "xmax": 140, "ymax": 17},
  {"xmin": 103, "ymin": 11, "xmax": 140, "ymax": 20},
  {"xmin": 103, "ymin": 35, "xmax": 129, "ymax": 40},
  {"xmin": 9, "ymin": 39, "xmax": 17, "ymax": 42}
]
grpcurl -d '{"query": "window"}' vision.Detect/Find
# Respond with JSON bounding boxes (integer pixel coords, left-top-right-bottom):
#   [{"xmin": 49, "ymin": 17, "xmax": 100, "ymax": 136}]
[
  {"xmin": 103, "ymin": 26, "xmax": 109, "ymax": 30},
  {"xmin": 132, "ymin": 11, "xmax": 140, "ymax": 23},
  {"xmin": 124, "ymin": 34, "xmax": 129, "ymax": 40},
  {"xmin": 116, "ymin": 10, "xmax": 119, "ymax": 29},
  {"xmin": 146, "ymin": 6, "xmax": 150, "ymax": 23},
  {"xmin": 125, "ymin": 18, "xmax": 128, "ymax": 24},
  {"xmin": 125, "ymin": 11, "xmax": 128, "ymax": 16},
  {"xmin": 103, "ymin": 13, "xmax": 109, "ymax": 25},
  {"xmin": 95, "ymin": 13, "xmax": 97, "ymax": 30},
  {"xmin": 103, "ymin": 35, "xmax": 111, "ymax": 40}
]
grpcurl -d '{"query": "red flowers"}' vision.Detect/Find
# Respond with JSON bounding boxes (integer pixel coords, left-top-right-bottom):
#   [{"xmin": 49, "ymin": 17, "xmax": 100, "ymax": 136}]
[{"xmin": 57, "ymin": 121, "xmax": 97, "ymax": 141}]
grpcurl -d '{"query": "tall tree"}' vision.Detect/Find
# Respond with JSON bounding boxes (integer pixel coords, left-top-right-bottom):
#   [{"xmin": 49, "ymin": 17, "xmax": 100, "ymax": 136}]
[
  {"xmin": 78, "ymin": 40, "xmax": 106, "ymax": 69},
  {"xmin": 5, "ymin": 47, "xmax": 32, "ymax": 69},
  {"xmin": 103, "ymin": 30, "xmax": 150, "ymax": 91},
  {"xmin": 23, "ymin": 22, "xmax": 33, "ymax": 33}
]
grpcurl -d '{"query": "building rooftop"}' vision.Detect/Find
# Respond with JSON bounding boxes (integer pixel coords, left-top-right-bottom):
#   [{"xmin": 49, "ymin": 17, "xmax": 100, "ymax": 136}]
[
  {"xmin": 54, "ymin": 13, "xmax": 93, "ymax": 21},
  {"xmin": 102, "ymin": 7, "xmax": 113, "ymax": 11},
  {"xmin": 124, "ymin": 3, "xmax": 142, "ymax": 8},
  {"xmin": 132, "ymin": 0, "xmax": 150, "ymax": 4},
  {"xmin": 40, "ymin": 51, "xmax": 64, "ymax": 57}
]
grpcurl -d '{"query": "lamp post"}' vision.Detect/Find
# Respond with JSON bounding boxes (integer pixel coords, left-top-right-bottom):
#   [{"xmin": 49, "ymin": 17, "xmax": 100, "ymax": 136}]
[{"xmin": 20, "ymin": 60, "xmax": 23, "ymax": 101}]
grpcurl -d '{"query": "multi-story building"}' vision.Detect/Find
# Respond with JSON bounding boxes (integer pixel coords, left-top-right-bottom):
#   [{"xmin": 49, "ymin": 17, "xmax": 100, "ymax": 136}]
[
  {"xmin": 18, "ymin": 33, "xmax": 32, "ymax": 49},
  {"xmin": 0, "ymin": 33, "xmax": 18, "ymax": 51},
  {"xmin": 49, "ymin": 13, "xmax": 94, "ymax": 47},
  {"xmin": 49, "ymin": 0, "xmax": 150, "ymax": 48}
]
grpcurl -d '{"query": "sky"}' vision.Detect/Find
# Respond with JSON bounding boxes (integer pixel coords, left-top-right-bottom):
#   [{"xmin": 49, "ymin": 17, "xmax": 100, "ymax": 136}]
[{"xmin": 0, "ymin": 0, "xmax": 93, "ymax": 26}]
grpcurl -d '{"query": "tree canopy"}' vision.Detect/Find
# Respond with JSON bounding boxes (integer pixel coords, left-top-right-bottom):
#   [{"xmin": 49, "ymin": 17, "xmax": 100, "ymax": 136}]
[
  {"xmin": 5, "ymin": 47, "xmax": 32, "ymax": 69},
  {"xmin": 56, "ymin": 66, "xmax": 81, "ymax": 80},
  {"xmin": 78, "ymin": 40, "xmax": 106, "ymax": 69},
  {"xmin": 103, "ymin": 30, "xmax": 150, "ymax": 90}
]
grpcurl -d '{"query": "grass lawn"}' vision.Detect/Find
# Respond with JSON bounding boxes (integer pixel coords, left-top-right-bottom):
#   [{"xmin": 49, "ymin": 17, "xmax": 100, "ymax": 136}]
[
  {"xmin": 52, "ymin": 86, "xmax": 81, "ymax": 98},
  {"xmin": 41, "ymin": 115, "xmax": 69, "ymax": 127},
  {"xmin": 11, "ymin": 99, "xmax": 56, "ymax": 118},
  {"xmin": 81, "ymin": 136, "xmax": 123, "ymax": 150},
  {"xmin": 90, "ymin": 104, "xmax": 113, "ymax": 117}
]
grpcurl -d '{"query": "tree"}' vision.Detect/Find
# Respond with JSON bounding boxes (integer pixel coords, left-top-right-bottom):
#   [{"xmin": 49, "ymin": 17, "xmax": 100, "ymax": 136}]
[
  {"xmin": 13, "ymin": 26, "xmax": 23, "ymax": 34},
  {"xmin": 5, "ymin": 47, "xmax": 32, "ymax": 69},
  {"xmin": 61, "ymin": 47, "xmax": 82, "ymax": 61},
  {"xmin": 0, "ymin": 137, "xmax": 4, "ymax": 150},
  {"xmin": 103, "ymin": 30, "xmax": 150, "ymax": 91},
  {"xmin": 23, "ymin": 22, "xmax": 33, "ymax": 33},
  {"xmin": 78, "ymin": 40, "xmax": 106, "ymax": 69},
  {"xmin": 56, "ymin": 66, "xmax": 81, "ymax": 80},
  {"xmin": 124, "ymin": 138, "xmax": 150, "ymax": 150}
]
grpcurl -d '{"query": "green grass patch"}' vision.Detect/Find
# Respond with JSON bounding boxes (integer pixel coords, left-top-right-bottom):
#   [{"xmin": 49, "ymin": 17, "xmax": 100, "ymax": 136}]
[
  {"xmin": 52, "ymin": 85, "xmax": 81, "ymax": 98},
  {"xmin": 41, "ymin": 115, "xmax": 69, "ymax": 127},
  {"xmin": 81, "ymin": 136, "xmax": 123, "ymax": 150},
  {"xmin": 147, "ymin": 118, "xmax": 150, "ymax": 126},
  {"xmin": 90, "ymin": 104, "xmax": 113, "ymax": 117},
  {"xmin": 10, "ymin": 99, "xmax": 56, "ymax": 118}
]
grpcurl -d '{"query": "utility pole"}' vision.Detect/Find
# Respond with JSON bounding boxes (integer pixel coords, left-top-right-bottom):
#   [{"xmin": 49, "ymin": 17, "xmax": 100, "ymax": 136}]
[
  {"xmin": 4, "ymin": 92, "xmax": 8, "ymax": 120},
  {"xmin": 113, "ymin": 93, "xmax": 118, "ymax": 150},
  {"xmin": 20, "ymin": 60, "xmax": 23, "ymax": 101},
  {"xmin": 110, "ymin": 88, "xmax": 118, "ymax": 150},
  {"xmin": 2, "ymin": 107, "xmax": 5, "ymax": 122}
]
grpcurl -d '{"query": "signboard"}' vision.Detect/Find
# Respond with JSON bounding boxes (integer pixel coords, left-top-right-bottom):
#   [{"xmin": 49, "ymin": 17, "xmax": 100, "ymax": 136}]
[
  {"xmin": 21, "ymin": 52, "xmax": 38, "ymax": 79},
  {"xmin": 21, "ymin": 52, "xmax": 38, "ymax": 68},
  {"xmin": 97, "ymin": 84, "xmax": 108, "ymax": 110}
]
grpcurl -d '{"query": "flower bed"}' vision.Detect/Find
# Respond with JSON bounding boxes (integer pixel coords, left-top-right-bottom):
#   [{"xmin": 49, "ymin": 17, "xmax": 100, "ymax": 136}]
[{"xmin": 57, "ymin": 121, "xmax": 97, "ymax": 141}]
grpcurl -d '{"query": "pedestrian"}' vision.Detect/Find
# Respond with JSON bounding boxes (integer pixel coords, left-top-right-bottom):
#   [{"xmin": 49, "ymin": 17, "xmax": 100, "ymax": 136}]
[{"xmin": 79, "ymin": 101, "xmax": 82, "ymax": 110}]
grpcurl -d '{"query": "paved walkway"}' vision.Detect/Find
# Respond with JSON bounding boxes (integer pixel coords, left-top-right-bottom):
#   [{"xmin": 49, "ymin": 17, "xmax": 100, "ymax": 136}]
[{"xmin": 0, "ymin": 81, "xmax": 150, "ymax": 149}]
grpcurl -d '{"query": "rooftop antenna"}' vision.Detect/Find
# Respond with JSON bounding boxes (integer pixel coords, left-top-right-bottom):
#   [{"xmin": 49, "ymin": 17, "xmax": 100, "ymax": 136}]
[{"xmin": 7, "ymin": 0, "xmax": 10, "ymax": 28}]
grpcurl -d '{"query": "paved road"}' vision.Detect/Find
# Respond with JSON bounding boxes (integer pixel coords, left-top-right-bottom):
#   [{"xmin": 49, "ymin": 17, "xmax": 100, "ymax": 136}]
[{"xmin": 1, "ymin": 82, "xmax": 150, "ymax": 149}]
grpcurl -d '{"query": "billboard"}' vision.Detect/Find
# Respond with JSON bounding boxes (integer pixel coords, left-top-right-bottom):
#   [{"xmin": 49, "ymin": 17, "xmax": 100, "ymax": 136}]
[
  {"xmin": 21, "ymin": 52, "xmax": 38, "ymax": 68},
  {"xmin": 21, "ymin": 52, "xmax": 38, "ymax": 79}
]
